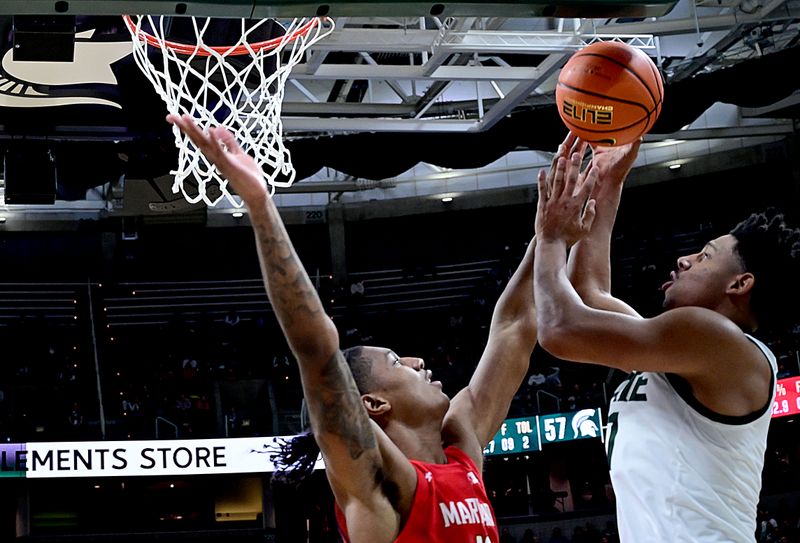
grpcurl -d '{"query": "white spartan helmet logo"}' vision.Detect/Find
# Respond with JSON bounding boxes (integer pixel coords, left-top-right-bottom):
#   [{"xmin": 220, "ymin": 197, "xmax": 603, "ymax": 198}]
[{"xmin": 571, "ymin": 409, "xmax": 599, "ymax": 438}]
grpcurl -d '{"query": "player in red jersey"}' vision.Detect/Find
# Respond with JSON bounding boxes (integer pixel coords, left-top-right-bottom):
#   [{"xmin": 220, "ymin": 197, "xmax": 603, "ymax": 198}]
[{"xmin": 167, "ymin": 117, "xmax": 596, "ymax": 542}]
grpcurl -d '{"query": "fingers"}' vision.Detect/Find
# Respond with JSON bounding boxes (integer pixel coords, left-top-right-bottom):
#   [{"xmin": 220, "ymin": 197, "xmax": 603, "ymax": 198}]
[
  {"xmin": 209, "ymin": 126, "xmax": 244, "ymax": 155},
  {"xmin": 583, "ymin": 199, "xmax": 597, "ymax": 233},
  {"xmin": 569, "ymin": 136, "xmax": 588, "ymax": 162},
  {"xmin": 550, "ymin": 132, "xmax": 576, "ymax": 169},
  {"xmin": 560, "ymin": 132, "xmax": 577, "ymax": 152},
  {"xmin": 167, "ymin": 114, "xmax": 242, "ymax": 163},
  {"xmin": 578, "ymin": 165, "xmax": 598, "ymax": 208},
  {"xmin": 563, "ymin": 151, "xmax": 583, "ymax": 198},
  {"xmin": 537, "ymin": 169, "xmax": 549, "ymax": 201},
  {"xmin": 167, "ymin": 114, "xmax": 215, "ymax": 154},
  {"xmin": 629, "ymin": 137, "xmax": 643, "ymax": 156},
  {"xmin": 551, "ymin": 156, "xmax": 568, "ymax": 200}
]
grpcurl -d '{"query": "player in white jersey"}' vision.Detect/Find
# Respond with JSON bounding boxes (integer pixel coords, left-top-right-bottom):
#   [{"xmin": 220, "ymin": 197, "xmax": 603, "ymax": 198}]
[{"xmin": 532, "ymin": 134, "xmax": 799, "ymax": 542}]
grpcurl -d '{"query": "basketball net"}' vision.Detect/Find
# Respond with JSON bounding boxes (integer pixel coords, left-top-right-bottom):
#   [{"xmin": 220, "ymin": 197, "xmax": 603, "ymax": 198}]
[{"xmin": 124, "ymin": 15, "xmax": 334, "ymax": 207}]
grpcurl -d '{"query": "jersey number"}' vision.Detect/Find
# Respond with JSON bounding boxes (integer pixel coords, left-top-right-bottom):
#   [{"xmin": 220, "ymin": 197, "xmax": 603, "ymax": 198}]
[{"xmin": 606, "ymin": 412, "xmax": 619, "ymax": 465}]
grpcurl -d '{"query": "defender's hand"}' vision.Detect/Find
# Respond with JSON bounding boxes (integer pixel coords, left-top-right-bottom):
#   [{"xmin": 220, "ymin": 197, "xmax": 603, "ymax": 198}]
[
  {"xmin": 536, "ymin": 149, "xmax": 597, "ymax": 247},
  {"xmin": 167, "ymin": 114, "xmax": 269, "ymax": 207}
]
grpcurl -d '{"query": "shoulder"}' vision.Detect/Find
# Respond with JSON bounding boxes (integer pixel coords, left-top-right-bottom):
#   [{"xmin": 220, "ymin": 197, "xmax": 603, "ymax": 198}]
[
  {"xmin": 441, "ymin": 393, "xmax": 486, "ymax": 469},
  {"xmin": 652, "ymin": 306, "xmax": 742, "ymax": 334},
  {"xmin": 647, "ymin": 307, "xmax": 756, "ymax": 368},
  {"xmin": 655, "ymin": 311, "xmax": 774, "ymax": 415}
]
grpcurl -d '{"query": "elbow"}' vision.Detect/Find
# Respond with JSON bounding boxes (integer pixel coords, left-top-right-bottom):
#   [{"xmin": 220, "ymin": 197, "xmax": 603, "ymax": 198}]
[
  {"xmin": 572, "ymin": 284, "xmax": 593, "ymax": 305},
  {"xmin": 573, "ymin": 284, "xmax": 607, "ymax": 309},
  {"xmin": 537, "ymin": 323, "xmax": 572, "ymax": 360}
]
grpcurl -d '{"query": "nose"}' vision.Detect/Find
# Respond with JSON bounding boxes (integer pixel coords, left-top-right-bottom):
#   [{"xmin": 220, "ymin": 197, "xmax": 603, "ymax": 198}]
[
  {"xmin": 677, "ymin": 256, "xmax": 691, "ymax": 271},
  {"xmin": 410, "ymin": 358, "xmax": 425, "ymax": 371}
]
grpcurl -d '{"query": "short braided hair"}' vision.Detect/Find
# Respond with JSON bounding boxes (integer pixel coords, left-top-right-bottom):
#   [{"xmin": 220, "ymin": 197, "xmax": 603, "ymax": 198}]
[{"xmin": 730, "ymin": 209, "xmax": 800, "ymax": 331}]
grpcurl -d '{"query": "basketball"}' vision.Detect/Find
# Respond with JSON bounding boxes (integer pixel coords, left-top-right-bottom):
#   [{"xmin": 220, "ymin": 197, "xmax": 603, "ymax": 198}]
[{"xmin": 556, "ymin": 41, "xmax": 664, "ymax": 147}]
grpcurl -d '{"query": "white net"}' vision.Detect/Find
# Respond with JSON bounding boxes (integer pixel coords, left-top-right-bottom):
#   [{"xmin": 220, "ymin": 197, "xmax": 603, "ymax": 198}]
[{"xmin": 124, "ymin": 15, "xmax": 334, "ymax": 207}]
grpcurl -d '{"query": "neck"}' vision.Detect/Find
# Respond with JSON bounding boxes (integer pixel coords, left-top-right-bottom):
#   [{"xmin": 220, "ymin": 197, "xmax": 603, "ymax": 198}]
[
  {"xmin": 381, "ymin": 419, "xmax": 448, "ymax": 464},
  {"xmin": 715, "ymin": 300, "xmax": 757, "ymax": 334}
]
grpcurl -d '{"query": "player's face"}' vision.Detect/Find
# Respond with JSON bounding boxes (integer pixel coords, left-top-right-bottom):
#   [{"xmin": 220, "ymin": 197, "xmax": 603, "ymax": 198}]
[
  {"xmin": 661, "ymin": 234, "xmax": 745, "ymax": 310},
  {"xmin": 361, "ymin": 347, "xmax": 449, "ymax": 418}
]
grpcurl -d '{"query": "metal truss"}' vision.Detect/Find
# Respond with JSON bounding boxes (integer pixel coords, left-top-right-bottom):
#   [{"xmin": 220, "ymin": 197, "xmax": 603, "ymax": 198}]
[{"xmin": 284, "ymin": 19, "xmax": 657, "ymax": 133}]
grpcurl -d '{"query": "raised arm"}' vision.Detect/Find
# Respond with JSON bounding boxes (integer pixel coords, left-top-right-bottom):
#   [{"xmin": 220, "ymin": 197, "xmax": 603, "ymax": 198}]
[
  {"xmin": 446, "ymin": 141, "xmax": 586, "ymax": 453},
  {"xmin": 445, "ymin": 237, "xmax": 538, "ymax": 455},
  {"xmin": 167, "ymin": 116, "xmax": 400, "ymax": 537},
  {"xmin": 566, "ymin": 136, "xmax": 641, "ymax": 317},
  {"xmin": 532, "ymin": 148, "xmax": 769, "ymax": 415}
]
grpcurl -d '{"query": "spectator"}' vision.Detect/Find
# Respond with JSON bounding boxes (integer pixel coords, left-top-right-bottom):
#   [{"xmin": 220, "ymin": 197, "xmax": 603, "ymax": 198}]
[
  {"xmin": 181, "ymin": 356, "xmax": 198, "ymax": 380},
  {"xmin": 194, "ymin": 394, "xmax": 210, "ymax": 411}
]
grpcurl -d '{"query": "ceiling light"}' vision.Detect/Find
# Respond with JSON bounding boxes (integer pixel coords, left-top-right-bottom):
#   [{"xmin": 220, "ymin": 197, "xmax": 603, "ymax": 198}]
[
  {"xmin": 232, "ymin": 211, "xmax": 244, "ymax": 218},
  {"xmin": 441, "ymin": 196, "xmax": 454, "ymax": 203},
  {"xmin": 669, "ymin": 164, "xmax": 681, "ymax": 170}
]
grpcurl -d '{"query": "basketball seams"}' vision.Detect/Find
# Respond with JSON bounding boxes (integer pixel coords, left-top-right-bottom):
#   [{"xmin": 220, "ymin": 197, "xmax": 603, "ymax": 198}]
[
  {"xmin": 557, "ymin": 82, "xmax": 650, "ymax": 115},
  {"xmin": 646, "ymin": 60, "xmax": 665, "ymax": 116},
  {"xmin": 561, "ymin": 115, "xmax": 647, "ymax": 135},
  {"xmin": 556, "ymin": 42, "xmax": 663, "ymax": 146},
  {"xmin": 571, "ymin": 50, "xmax": 659, "ymax": 109},
  {"xmin": 644, "ymin": 61, "xmax": 663, "ymax": 133}
]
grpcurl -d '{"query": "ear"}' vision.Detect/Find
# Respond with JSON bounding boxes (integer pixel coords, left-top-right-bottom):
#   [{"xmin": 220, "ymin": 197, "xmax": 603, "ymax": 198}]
[
  {"xmin": 362, "ymin": 393, "xmax": 391, "ymax": 417},
  {"xmin": 727, "ymin": 272, "xmax": 755, "ymax": 296}
]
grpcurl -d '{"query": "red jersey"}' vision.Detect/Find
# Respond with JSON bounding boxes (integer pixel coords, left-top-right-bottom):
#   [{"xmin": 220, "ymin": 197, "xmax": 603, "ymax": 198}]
[{"xmin": 336, "ymin": 446, "xmax": 499, "ymax": 543}]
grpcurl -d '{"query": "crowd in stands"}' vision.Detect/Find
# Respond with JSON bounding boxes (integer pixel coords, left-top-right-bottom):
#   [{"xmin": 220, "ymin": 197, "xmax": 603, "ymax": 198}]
[
  {"xmin": 0, "ymin": 236, "xmax": 797, "ymax": 543},
  {"xmin": 757, "ymin": 502, "xmax": 800, "ymax": 543}
]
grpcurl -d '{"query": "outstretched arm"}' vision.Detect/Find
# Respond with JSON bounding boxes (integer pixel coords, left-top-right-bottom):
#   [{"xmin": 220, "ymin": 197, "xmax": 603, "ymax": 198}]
[
  {"xmin": 445, "ymin": 143, "xmax": 579, "ymax": 455},
  {"xmin": 566, "ymin": 136, "xmax": 642, "ymax": 317},
  {"xmin": 445, "ymin": 238, "xmax": 538, "ymax": 456},
  {"xmin": 168, "ymin": 116, "xmax": 400, "ymax": 537}
]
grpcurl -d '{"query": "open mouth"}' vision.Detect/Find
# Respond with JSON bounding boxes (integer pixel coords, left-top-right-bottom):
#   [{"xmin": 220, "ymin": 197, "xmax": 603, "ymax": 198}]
[
  {"xmin": 424, "ymin": 370, "xmax": 442, "ymax": 387},
  {"xmin": 661, "ymin": 270, "xmax": 677, "ymax": 291}
]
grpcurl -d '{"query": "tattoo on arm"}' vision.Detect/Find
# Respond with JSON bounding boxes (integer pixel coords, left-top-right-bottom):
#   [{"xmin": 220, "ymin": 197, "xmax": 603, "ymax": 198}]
[
  {"xmin": 309, "ymin": 351, "xmax": 377, "ymax": 460},
  {"xmin": 250, "ymin": 208, "xmax": 377, "ymax": 464},
  {"xmin": 253, "ymin": 213, "xmax": 325, "ymax": 330}
]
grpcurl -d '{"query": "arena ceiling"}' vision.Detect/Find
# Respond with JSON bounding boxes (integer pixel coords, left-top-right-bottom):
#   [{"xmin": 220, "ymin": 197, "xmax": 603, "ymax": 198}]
[{"xmin": 0, "ymin": 0, "xmax": 797, "ymax": 225}]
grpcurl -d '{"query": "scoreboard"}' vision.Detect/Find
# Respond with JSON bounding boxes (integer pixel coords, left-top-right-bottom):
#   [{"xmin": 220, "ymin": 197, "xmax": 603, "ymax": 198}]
[
  {"xmin": 772, "ymin": 376, "xmax": 800, "ymax": 419},
  {"xmin": 484, "ymin": 408, "xmax": 603, "ymax": 457}
]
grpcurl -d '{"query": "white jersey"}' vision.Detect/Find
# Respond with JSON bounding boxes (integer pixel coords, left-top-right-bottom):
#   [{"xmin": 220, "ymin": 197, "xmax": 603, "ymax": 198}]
[{"xmin": 606, "ymin": 334, "xmax": 776, "ymax": 543}]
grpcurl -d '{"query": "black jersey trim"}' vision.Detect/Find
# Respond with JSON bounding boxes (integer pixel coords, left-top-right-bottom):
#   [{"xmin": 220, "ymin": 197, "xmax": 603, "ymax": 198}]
[{"xmin": 666, "ymin": 337, "xmax": 775, "ymax": 426}]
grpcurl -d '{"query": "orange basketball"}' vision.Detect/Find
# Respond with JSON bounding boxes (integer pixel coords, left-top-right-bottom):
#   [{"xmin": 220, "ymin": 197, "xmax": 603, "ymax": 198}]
[{"xmin": 556, "ymin": 41, "xmax": 664, "ymax": 147}]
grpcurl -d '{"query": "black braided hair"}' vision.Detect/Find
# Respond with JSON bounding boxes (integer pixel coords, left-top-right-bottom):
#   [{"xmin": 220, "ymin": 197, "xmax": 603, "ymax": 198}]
[
  {"xmin": 730, "ymin": 209, "xmax": 800, "ymax": 332},
  {"xmin": 270, "ymin": 346, "xmax": 375, "ymax": 486}
]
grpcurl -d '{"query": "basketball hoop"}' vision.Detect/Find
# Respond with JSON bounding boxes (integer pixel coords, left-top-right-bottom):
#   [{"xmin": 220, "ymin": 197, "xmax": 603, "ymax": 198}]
[{"xmin": 123, "ymin": 15, "xmax": 334, "ymax": 207}]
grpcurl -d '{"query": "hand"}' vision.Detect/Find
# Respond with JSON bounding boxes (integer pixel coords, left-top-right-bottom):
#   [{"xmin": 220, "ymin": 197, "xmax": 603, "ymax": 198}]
[
  {"xmin": 535, "ymin": 132, "xmax": 589, "ymax": 241},
  {"xmin": 590, "ymin": 138, "xmax": 641, "ymax": 193},
  {"xmin": 536, "ymin": 144, "xmax": 597, "ymax": 247},
  {"xmin": 167, "ymin": 114, "xmax": 269, "ymax": 207}
]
